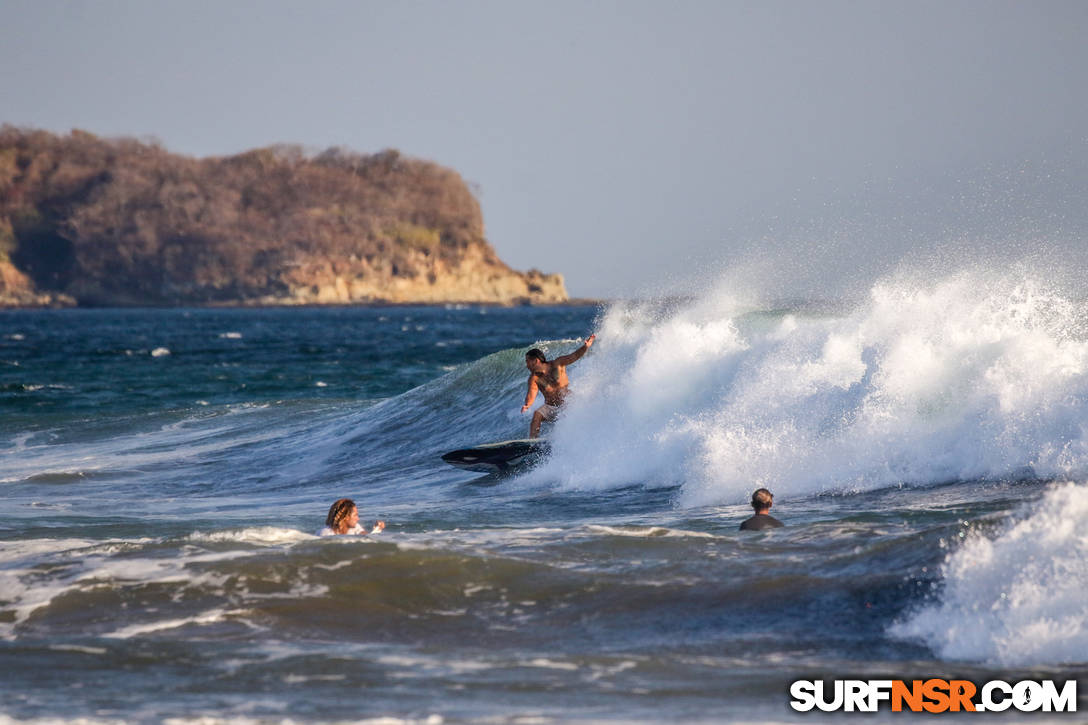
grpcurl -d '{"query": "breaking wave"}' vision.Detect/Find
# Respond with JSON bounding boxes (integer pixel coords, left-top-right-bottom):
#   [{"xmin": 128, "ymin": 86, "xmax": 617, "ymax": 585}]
[
  {"xmin": 890, "ymin": 481, "xmax": 1088, "ymax": 666},
  {"xmin": 532, "ymin": 266, "xmax": 1088, "ymax": 505}
]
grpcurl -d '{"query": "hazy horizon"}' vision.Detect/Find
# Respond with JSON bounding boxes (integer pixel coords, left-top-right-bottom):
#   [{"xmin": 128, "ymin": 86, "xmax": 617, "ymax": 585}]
[{"xmin": 3, "ymin": 0, "xmax": 1087, "ymax": 299}]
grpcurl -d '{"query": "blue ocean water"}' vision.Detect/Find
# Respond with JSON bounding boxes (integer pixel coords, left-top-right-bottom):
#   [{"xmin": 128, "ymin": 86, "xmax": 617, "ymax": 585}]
[{"xmin": 2, "ymin": 271, "xmax": 1087, "ymax": 723}]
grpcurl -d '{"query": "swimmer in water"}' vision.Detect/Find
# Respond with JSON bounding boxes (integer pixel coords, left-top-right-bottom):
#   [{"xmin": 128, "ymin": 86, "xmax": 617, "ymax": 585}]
[
  {"xmin": 521, "ymin": 335, "xmax": 596, "ymax": 438},
  {"xmin": 739, "ymin": 488, "xmax": 784, "ymax": 531},
  {"xmin": 318, "ymin": 498, "xmax": 385, "ymax": 536}
]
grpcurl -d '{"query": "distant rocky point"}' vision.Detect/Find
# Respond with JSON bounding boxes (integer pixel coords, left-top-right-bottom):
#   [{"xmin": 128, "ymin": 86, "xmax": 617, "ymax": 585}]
[{"xmin": 0, "ymin": 126, "xmax": 568, "ymax": 307}]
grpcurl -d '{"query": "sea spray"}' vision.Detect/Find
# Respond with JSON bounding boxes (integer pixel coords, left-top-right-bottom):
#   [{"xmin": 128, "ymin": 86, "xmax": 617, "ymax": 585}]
[
  {"xmin": 890, "ymin": 481, "xmax": 1088, "ymax": 666},
  {"xmin": 536, "ymin": 268, "xmax": 1088, "ymax": 505},
  {"xmin": 523, "ymin": 293, "xmax": 752, "ymax": 491}
]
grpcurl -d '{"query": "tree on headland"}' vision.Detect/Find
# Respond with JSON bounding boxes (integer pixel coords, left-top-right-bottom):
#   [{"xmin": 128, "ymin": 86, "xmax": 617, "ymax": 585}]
[{"xmin": 0, "ymin": 126, "xmax": 564, "ymax": 306}]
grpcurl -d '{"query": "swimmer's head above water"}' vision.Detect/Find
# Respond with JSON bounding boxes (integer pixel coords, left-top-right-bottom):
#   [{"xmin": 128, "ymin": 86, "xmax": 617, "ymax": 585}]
[
  {"xmin": 751, "ymin": 488, "xmax": 774, "ymax": 513},
  {"xmin": 325, "ymin": 498, "xmax": 359, "ymax": 534}
]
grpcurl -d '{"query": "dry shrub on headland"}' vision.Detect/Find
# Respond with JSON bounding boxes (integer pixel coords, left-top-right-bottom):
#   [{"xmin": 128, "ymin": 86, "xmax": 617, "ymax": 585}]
[{"xmin": 0, "ymin": 126, "xmax": 566, "ymax": 307}]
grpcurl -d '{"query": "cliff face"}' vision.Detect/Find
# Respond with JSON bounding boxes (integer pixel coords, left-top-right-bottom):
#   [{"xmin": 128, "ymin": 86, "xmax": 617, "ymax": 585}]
[
  {"xmin": 264, "ymin": 245, "xmax": 567, "ymax": 306},
  {"xmin": 0, "ymin": 127, "xmax": 567, "ymax": 307},
  {"xmin": 0, "ymin": 258, "xmax": 75, "ymax": 307}
]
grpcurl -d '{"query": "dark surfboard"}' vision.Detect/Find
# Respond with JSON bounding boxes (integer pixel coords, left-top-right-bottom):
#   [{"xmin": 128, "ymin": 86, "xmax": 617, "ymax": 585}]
[{"xmin": 441, "ymin": 438, "xmax": 550, "ymax": 473}]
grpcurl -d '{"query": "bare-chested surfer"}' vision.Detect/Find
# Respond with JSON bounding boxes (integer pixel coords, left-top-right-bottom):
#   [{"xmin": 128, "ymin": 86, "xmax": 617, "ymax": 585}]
[{"xmin": 521, "ymin": 335, "xmax": 596, "ymax": 438}]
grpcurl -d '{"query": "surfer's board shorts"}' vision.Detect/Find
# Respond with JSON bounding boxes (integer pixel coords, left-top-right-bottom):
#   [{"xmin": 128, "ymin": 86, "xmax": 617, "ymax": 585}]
[{"xmin": 537, "ymin": 403, "xmax": 560, "ymax": 420}]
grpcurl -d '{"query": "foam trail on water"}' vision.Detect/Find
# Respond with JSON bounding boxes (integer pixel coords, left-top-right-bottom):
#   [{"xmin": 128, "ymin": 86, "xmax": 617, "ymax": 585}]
[
  {"xmin": 534, "ymin": 266, "xmax": 1088, "ymax": 504},
  {"xmin": 890, "ymin": 482, "xmax": 1088, "ymax": 666}
]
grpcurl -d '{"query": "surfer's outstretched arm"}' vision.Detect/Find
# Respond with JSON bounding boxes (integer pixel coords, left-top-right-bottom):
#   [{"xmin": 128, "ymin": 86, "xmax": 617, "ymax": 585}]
[
  {"xmin": 555, "ymin": 335, "xmax": 596, "ymax": 366},
  {"xmin": 521, "ymin": 376, "xmax": 539, "ymax": 413}
]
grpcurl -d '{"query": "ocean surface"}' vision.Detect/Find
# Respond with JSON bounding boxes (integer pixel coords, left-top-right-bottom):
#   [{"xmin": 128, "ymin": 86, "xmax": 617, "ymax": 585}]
[{"xmin": 2, "ymin": 269, "xmax": 1087, "ymax": 723}]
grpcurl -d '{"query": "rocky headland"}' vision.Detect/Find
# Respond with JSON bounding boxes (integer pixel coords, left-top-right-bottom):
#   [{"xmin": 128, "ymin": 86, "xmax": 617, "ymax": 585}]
[{"xmin": 0, "ymin": 127, "xmax": 567, "ymax": 308}]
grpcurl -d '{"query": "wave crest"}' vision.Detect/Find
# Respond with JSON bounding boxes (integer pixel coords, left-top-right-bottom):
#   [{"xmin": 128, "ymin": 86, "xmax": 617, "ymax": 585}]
[
  {"xmin": 890, "ymin": 481, "xmax": 1088, "ymax": 666},
  {"xmin": 534, "ymin": 268, "xmax": 1088, "ymax": 504}
]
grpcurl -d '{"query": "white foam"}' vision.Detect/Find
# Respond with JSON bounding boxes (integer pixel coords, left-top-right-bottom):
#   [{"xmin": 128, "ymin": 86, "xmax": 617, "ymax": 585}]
[
  {"xmin": 186, "ymin": 527, "xmax": 315, "ymax": 546},
  {"xmin": 525, "ymin": 658, "xmax": 579, "ymax": 671},
  {"xmin": 585, "ymin": 525, "xmax": 721, "ymax": 540},
  {"xmin": 534, "ymin": 268, "xmax": 1088, "ymax": 505},
  {"xmin": 377, "ymin": 653, "xmax": 495, "ymax": 677},
  {"xmin": 48, "ymin": 644, "xmax": 109, "ymax": 655},
  {"xmin": 890, "ymin": 481, "xmax": 1088, "ymax": 666},
  {"xmin": 0, "ymin": 538, "xmax": 103, "ymax": 637},
  {"xmin": 0, "ymin": 534, "xmax": 291, "ymax": 640},
  {"xmin": 104, "ymin": 608, "xmax": 240, "ymax": 639},
  {"xmin": 150, "ymin": 347, "xmax": 171, "ymax": 357}
]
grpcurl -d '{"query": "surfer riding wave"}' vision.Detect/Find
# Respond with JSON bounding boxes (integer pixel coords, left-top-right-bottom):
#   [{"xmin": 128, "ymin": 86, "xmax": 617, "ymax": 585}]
[{"xmin": 521, "ymin": 335, "xmax": 595, "ymax": 438}]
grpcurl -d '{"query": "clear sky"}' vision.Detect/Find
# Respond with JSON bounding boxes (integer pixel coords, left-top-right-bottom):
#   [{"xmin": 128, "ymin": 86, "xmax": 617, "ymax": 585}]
[{"xmin": 3, "ymin": 0, "xmax": 1087, "ymax": 299}]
